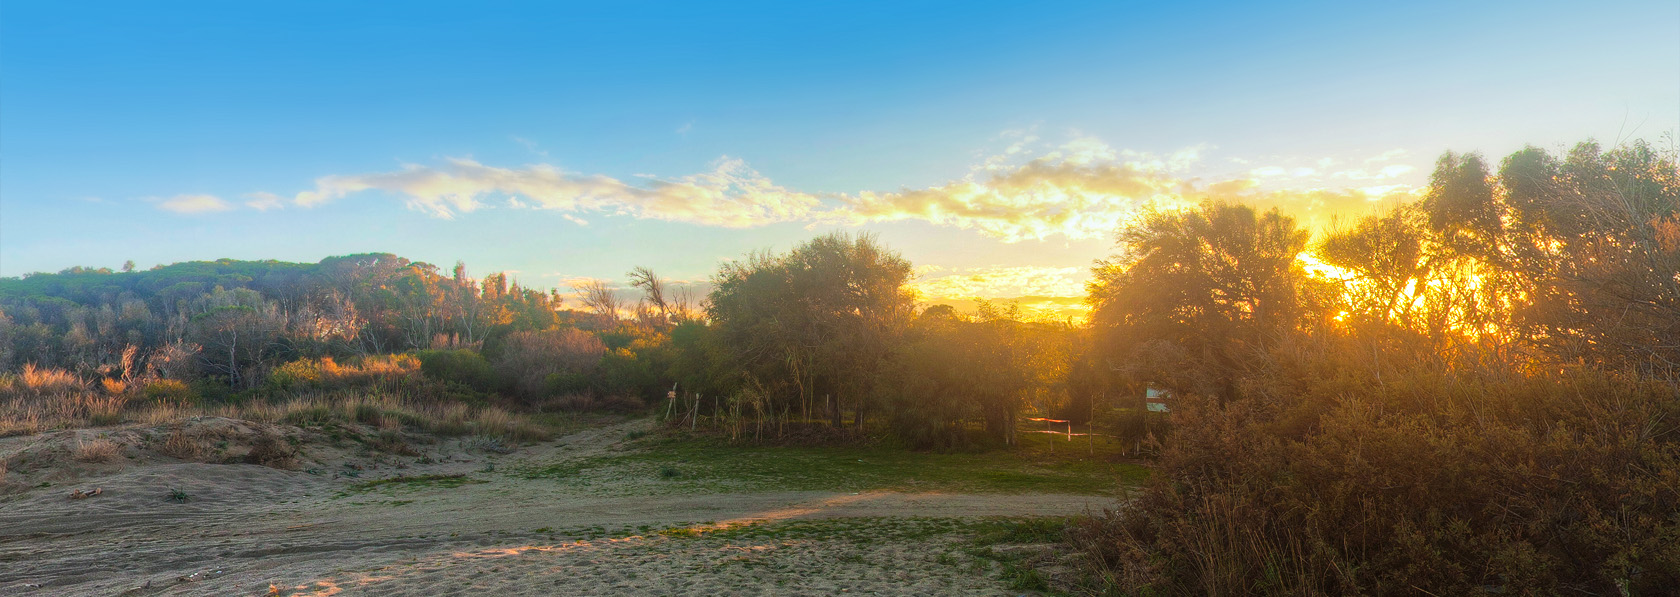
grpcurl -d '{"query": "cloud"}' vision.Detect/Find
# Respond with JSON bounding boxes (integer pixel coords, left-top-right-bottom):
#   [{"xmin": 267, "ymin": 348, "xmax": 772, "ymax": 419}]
[
  {"xmin": 157, "ymin": 194, "xmax": 232, "ymax": 214},
  {"xmin": 291, "ymin": 157, "xmax": 822, "ymax": 225},
  {"xmin": 259, "ymin": 136, "xmax": 1423, "ymax": 241},
  {"xmin": 825, "ymin": 139, "xmax": 1187, "ymax": 241},
  {"xmin": 911, "ymin": 265, "xmax": 1089, "ymax": 301},
  {"xmin": 244, "ymin": 192, "xmax": 285, "ymax": 211}
]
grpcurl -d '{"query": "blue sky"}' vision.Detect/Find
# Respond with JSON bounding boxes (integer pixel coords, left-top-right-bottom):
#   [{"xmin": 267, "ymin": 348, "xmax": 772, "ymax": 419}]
[{"xmin": 3, "ymin": 1, "xmax": 1676, "ymax": 311}]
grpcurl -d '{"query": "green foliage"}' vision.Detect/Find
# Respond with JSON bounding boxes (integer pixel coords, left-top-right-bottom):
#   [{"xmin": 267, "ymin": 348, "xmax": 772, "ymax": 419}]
[
  {"xmin": 413, "ymin": 349, "xmax": 497, "ymax": 392},
  {"xmin": 140, "ymin": 379, "xmax": 198, "ymax": 405},
  {"xmin": 706, "ymin": 232, "xmax": 916, "ymax": 429}
]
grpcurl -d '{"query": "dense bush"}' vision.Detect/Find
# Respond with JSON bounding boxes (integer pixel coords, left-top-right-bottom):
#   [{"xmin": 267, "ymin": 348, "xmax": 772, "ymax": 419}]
[
  {"xmin": 492, "ymin": 328, "xmax": 605, "ymax": 400},
  {"xmin": 140, "ymin": 379, "xmax": 197, "ymax": 405},
  {"xmin": 1077, "ymin": 338, "xmax": 1680, "ymax": 596},
  {"xmin": 414, "ymin": 349, "xmax": 497, "ymax": 393},
  {"xmin": 265, "ymin": 355, "xmax": 422, "ymax": 393}
]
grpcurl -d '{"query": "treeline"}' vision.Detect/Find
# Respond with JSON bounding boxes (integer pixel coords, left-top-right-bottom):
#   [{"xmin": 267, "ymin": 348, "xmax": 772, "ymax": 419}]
[
  {"xmin": 1, "ymin": 228, "xmax": 1105, "ymax": 449},
  {"xmin": 0, "ymin": 254, "xmax": 685, "ymax": 408}
]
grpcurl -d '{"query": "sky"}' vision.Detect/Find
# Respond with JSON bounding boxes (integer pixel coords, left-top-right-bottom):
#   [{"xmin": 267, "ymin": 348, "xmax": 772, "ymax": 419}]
[{"xmin": 3, "ymin": 1, "xmax": 1677, "ymax": 314}]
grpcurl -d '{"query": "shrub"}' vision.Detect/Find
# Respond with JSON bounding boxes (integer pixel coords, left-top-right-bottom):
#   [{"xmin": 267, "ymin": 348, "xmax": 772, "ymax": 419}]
[
  {"xmin": 142, "ymin": 379, "xmax": 198, "ymax": 405},
  {"xmin": 414, "ymin": 349, "xmax": 497, "ymax": 392},
  {"xmin": 1078, "ymin": 347, "xmax": 1680, "ymax": 596},
  {"xmin": 266, "ymin": 358, "xmax": 322, "ymax": 391},
  {"xmin": 264, "ymin": 355, "xmax": 424, "ymax": 395},
  {"xmin": 493, "ymin": 329, "xmax": 604, "ymax": 400},
  {"xmin": 100, "ymin": 378, "xmax": 127, "ymax": 395}
]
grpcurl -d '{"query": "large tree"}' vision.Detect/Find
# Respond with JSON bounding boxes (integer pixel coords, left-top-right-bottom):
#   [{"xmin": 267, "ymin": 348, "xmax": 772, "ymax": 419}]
[
  {"xmin": 706, "ymin": 232, "xmax": 915, "ymax": 427},
  {"xmin": 1088, "ymin": 201, "xmax": 1316, "ymax": 400}
]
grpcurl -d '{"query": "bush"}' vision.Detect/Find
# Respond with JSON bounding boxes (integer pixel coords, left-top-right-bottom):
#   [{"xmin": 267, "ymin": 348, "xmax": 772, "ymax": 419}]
[
  {"xmin": 493, "ymin": 329, "xmax": 604, "ymax": 400},
  {"xmin": 1078, "ymin": 344, "xmax": 1680, "ymax": 596},
  {"xmin": 142, "ymin": 379, "xmax": 198, "ymax": 405},
  {"xmin": 1, "ymin": 364, "xmax": 84, "ymax": 399},
  {"xmin": 414, "ymin": 349, "xmax": 497, "ymax": 392},
  {"xmin": 262, "ymin": 355, "xmax": 427, "ymax": 397}
]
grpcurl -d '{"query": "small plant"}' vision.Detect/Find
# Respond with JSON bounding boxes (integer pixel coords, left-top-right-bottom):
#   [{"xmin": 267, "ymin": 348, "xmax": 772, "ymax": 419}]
[
  {"xmin": 625, "ymin": 429, "xmax": 649, "ymax": 441},
  {"xmin": 658, "ymin": 465, "xmax": 682, "ymax": 479},
  {"xmin": 167, "ymin": 488, "xmax": 189, "ymax": 503}
]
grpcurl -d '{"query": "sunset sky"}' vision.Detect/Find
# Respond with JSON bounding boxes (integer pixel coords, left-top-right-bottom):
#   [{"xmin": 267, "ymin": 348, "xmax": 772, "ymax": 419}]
[{"xmin": 3, "ymin": 1, "xmax": 1676, "ymax": 313}]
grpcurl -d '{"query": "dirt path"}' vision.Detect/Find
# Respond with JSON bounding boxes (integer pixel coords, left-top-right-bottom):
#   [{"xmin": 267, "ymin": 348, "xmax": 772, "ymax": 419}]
[{"xmin": 0, "ymin": 419, "xmax": 1110, "ymax": 596}]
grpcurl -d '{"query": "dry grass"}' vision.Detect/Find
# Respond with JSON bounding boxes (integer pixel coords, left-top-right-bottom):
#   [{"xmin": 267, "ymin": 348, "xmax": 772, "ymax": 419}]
[
  {"xmin": 472, "ymin": 406, "xmax": 550, "ymax": 442},
  {"xmin": 84, "ymin": 395, "xmax": 128, "ymax": 426},
  {"xmin": 1, "ymin": 366, "xmax": 558, "ymax": 453},
  {"xmin": 428, "ymin": 402, "xmax": 474, "ymax": 436},
  {"xmin": 244, "ymin": 435, "xmax": 296, "ymax": 468},
  {"xmin": 74, "ymin": 437, "xmax": 120, "ymax": 463},
  {"xmin": 11, "ymin": 364, "xmax": 86, "ymax": 397},
  {"xmin": 0, "ymin": 408, "xmax": 44, "ymax": 437},
  {"xmin": 157, "ymin": 429, "xmax": 202, "ymax": 461}
]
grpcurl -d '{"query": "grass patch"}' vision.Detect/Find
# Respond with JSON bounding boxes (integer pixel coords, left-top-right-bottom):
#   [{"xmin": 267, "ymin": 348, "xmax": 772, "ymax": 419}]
[
  {"xmin": 521, "ymin": 432, "xmax": 1144, "ymax": 495},
  {"xmin": 345, "ymin": 473, "xmax": 486, "ymax": 493}
]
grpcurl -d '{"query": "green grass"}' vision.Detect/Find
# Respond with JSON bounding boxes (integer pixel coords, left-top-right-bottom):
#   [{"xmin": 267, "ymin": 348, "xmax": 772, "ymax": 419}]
[
  {"xmin": 520, "ymin": 432, "xmax": 1146, "ymax": 495},
  {"xmin": 344, "ymin": 473, "xmax": 487, "ymax": 493}
]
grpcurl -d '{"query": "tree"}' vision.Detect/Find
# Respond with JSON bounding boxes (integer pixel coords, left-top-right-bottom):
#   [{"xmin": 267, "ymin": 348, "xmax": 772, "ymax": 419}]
[
  {"xmin": 1088, "ymin": 201, "xmax": 1314, "ymax": 400},
  {"xmin": 575, "ymin": 279, "xmax": 622, "ymax": 321},
  {"xmin": 187, "ymin": 288, "xmax": 286, "ymax": 388},
  {"xmin": 707, "ymin": 232, "xmax": 915, "ymax": 429}
]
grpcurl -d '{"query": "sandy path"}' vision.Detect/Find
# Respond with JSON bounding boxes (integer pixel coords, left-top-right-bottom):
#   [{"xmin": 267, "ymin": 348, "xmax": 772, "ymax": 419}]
[{"xmin": 0, "ymin": 419, "xmax": 1109, "ymax": 596}]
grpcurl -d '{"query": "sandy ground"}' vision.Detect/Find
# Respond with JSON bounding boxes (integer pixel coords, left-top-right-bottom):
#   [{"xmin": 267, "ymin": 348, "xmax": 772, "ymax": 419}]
[{"xmin": 0, "ymin": 418, "xmax": 1106, "ymax": 596}]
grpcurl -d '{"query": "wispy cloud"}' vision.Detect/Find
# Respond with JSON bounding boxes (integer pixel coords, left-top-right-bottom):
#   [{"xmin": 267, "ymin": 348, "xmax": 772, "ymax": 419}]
[
  {"xmin": 255, "ymin": 136, "xmax": 1422, "ymax": 238},
  {"xmin": 911, "ymin": 265, "xmax": 1089, "ymax": 301},
  {"xmin": 244, "ymin": 192, "xmax": 285, "ymax": 211},
  {"xmin": 291, "ymin": 157, "xmax": 822, "ymax": 225},
  {"xmin": 157, "ymin": 194, "xmax": 232, "ymax": 214},
  {"xmin": 512, "ymin": 136, "xmax": 550, "ymax": 159}
]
